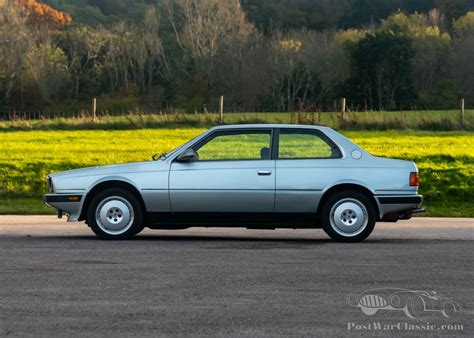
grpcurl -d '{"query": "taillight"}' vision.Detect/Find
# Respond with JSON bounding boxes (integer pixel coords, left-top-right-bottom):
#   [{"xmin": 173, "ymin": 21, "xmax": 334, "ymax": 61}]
[{"xmin": 409, "ymin": 172, "xmax": 419, "ymax": 186}]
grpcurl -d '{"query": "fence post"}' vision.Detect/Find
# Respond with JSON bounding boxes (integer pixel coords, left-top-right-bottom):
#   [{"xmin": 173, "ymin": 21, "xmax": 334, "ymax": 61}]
[
  {"xmin": 341, "ymin": 97, "xmax": 346, "ymax": 120},
  {"xmin": 92, "ymin": 97, "xmax": 97, "ymax": 122},
  {"xmin": 461, "ymin": 98, "xmax": 465, "ymax": 128},
  {"xmin": 219, "ymin": 95, "xmax": 224, "ymax": 124}
]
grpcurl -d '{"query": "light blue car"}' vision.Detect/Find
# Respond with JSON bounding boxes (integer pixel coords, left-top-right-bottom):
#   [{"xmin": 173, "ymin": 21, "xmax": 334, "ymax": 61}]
[{"xmin": 44, "ymin": 124, "xmax": 424, "ymax": 241}]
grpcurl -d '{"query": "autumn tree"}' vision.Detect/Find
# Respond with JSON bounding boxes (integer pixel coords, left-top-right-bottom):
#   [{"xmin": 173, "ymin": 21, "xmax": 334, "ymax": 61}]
[
  {"xmin": 17, "ymin": 0, "xmax": 72, "ymax": 29},
  {"xmin": 0, "ymin": 1, "xmax": 70, "ymax": 108}
]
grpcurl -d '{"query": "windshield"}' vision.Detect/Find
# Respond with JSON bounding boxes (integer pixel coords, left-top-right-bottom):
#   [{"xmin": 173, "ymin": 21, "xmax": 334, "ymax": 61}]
[
  {"xmin": 152, "ymin": 152, "xmax": 168, "ymax": 161},
  {"xmin": 157, "ymin": 130, "xmax": 210, "ymax": 160}
]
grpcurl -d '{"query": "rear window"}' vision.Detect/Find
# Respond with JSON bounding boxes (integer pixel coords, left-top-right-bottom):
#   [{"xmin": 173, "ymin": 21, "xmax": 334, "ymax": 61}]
[{"xmin": 278, "ymin": 130, "xmax": 341, "ymax": 159}]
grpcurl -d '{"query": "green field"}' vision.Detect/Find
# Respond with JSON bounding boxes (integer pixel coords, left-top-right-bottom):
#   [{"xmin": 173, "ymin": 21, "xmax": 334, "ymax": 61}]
[{"xmin": 1, "ymin": 128, "xmax": 472, "ymax": 216}]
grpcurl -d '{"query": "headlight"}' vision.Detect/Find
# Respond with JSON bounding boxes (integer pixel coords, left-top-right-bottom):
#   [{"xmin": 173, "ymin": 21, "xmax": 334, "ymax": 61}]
[{"xmin": 46, "ymin": 176, "xmax": 53, "ymax": 193}]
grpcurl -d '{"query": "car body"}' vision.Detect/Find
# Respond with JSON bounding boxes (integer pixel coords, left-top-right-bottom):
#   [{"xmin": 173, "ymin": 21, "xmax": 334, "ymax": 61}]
[{"xmin": 44, "ymin": 124, "xmax": 424, "ymax": 241}]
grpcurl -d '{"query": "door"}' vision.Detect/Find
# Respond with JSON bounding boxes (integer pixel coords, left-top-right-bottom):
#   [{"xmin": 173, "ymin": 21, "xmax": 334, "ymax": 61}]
[
  {"xmin": 275, "ymin": 129, "xmax": 343, "ymax": 212},
  {"xmin": 169, "ymin": 129, "xmax": 275, "ymax": 212}
]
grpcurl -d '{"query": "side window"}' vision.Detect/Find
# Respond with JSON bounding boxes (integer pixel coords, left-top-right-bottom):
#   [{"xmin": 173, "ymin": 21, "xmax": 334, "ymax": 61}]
[
  {"xmin": 194, "ymin": 131, "xmax": 272, "ymax": 161},
  {"xmin": 278, "ymin": 130, "xmax": 341, "ymax": 159}
]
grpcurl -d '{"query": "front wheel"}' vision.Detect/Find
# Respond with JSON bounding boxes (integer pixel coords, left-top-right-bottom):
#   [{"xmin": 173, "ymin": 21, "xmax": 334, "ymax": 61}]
[
  {"xmin": 87, "ymin": 188, "xmax": 144, "ymax": 240},
  {"xmin": 321, "ymin": 191, "xmax": 376, "ymax": 242}
]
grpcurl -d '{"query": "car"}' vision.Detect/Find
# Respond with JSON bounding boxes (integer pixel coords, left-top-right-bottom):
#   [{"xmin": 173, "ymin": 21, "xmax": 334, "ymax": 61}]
[{"xmin": 44, "ymin": 124, "xmax": 424, "ymax": 242}]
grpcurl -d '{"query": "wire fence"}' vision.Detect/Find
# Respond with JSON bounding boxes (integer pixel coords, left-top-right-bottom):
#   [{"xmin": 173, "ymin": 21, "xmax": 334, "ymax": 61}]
[
  {"xmin": 0, "ymin": 107, "xmax": 471, "ymax": 121},
  {"xmin": 0, "ymin": 98, "xmax": 472, "ymax": 130}
]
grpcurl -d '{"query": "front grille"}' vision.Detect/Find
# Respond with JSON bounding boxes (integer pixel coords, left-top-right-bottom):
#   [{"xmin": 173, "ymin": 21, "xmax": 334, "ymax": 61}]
[{"xmin": 360, "ymin": 295, "xmax": 387, "ymax": 308}]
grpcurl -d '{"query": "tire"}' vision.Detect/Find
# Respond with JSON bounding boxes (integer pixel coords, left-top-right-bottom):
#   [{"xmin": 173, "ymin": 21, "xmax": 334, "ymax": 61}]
[
  {"xmin": 321, "ymin": 190, "xmax": 376, "ymax": 242},
  {"xmin": 87, "ymin": 188, "xmax": 144, "ymax": 240}
]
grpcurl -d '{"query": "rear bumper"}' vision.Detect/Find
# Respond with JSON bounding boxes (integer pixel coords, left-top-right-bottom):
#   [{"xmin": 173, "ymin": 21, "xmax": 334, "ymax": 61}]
[
  {"xmin": 377, "ymin": 195, "xmax": 423, "ymax": 205},
  {"xmin": 43, "ymin": 194, "xmax": 83, "ymax": 221},
  {"xmin": 375, "ymin": 194, "xmax": 424, "ymax": 221}
]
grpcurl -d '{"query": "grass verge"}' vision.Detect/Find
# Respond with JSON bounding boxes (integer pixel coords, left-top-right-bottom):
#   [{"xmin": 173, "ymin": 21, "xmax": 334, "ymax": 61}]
[{"xmin": 1, "ymin": 110, "xmax": 473, "ymax": 131}]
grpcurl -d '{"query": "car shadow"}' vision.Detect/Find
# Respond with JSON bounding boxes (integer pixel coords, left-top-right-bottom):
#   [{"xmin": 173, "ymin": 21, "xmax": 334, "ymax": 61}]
[
  {"xmin": 114, "ymin": 235, "xmax": 440, "ymax": 245},
  {"xmin": 39, "ymin": 234, "xmax": 331, "ymax": 243},
  {"xmin": 8, "ymin": 233, "xmax": 437, "ymax": 245}
]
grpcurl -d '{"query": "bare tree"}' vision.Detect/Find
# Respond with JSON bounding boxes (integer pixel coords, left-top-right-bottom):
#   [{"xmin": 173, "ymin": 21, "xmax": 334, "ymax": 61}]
[
  {"xmin": 214, "ymin": 33, "xmax": 273, "ymax": 111},
  {"xmin": 99, "ymin": 23, "xmax": 131, "ymax": 93},
  {"xmin": 60, "ymin": 25, "xmax": 107, "ymax": 98},
  {"xmin": 128, "ymin": 7, "xmax": 164, "ymax": 94},
  {"xmin": 0, "ymin": 4, "xmax": 30, "ymax": 106},
  {"xmin": 163, "ymin": 0, "xmax": 254, "ymax": 100},
  {"xmin": 23, "ymin": 42, "xmax": 69, "ymax": 102},
  {"xmin": 268, "ymin": 29, "xmax": 347, "ymax": 111}
]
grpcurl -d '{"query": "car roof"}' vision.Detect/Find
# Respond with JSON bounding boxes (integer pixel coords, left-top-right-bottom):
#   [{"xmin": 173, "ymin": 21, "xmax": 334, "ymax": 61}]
[{"xmin": 209, "ymin": 124, "xmax": 333, "ymax": 131}]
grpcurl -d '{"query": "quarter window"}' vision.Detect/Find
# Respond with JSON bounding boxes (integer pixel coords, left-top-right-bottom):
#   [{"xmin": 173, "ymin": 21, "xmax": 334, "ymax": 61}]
[
  {"xmin": 278, "ymin": 130, "xmax": 341, "ymax": 159},
  {"xmin": 194, "ymin": 131, "xmax": 272, "ymax": 161}
]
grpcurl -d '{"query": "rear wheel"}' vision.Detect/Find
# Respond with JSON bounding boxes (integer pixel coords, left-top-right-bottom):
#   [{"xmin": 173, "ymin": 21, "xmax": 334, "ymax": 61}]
[
  {"xmin": 87, "ymin": 188, "xmax": 144, "ymax": 240},
  {"xmin": 321, "ymin": 191, "xmax": 376, "ymax": 242}
]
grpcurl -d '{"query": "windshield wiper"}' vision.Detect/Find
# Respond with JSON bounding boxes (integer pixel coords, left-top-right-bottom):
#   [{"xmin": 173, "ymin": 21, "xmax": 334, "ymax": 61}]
[{"xmin": 152, "ymin": 152, "xmax": 168, "ymax": 161}]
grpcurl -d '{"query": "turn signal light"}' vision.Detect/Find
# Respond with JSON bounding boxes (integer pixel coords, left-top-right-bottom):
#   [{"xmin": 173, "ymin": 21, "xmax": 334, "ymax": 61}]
[
  {"xmin": 409, "ymin": 172, "xmax": 419, "ymax": 186},
  {"xmin": 67, "ymin": 196, "xmax": 80, "ymax": 201}
]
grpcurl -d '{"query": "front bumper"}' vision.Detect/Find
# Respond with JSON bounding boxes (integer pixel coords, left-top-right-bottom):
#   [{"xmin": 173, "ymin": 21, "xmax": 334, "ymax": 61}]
[
  {"xmin": 375, "ymin": 194, "xmax": 424, "ymax": 221},
  {"xmin": 43, "ymin": 194, "xmax": 83, "ymax": 221}
]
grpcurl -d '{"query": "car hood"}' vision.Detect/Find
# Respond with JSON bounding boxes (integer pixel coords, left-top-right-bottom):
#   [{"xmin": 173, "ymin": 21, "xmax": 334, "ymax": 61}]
[{"xmin": 49, "ymin": 160, "xmax": 167, "ymax": 178}]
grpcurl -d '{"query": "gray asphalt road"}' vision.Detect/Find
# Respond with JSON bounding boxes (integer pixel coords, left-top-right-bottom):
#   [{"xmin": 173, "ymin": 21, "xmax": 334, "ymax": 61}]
[{"xmin": 0, "ymin": 216, "xmax": 473, "ymax": 336}]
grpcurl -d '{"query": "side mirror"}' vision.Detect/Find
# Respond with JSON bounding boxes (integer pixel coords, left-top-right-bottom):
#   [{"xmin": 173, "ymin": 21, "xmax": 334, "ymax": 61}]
[{"xmin": 175, "ymin": 149, "xmax": 198, "ymax": 163}]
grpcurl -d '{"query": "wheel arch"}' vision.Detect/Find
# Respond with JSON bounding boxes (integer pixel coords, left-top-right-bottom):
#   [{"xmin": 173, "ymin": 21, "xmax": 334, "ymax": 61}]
[
  {"xmin": 79, "ymin": 180, "xmax": 146, "ymax": 221},
  {"xmin": 317, "ymin": 183, "xmax": 379, "ymax": 218}
]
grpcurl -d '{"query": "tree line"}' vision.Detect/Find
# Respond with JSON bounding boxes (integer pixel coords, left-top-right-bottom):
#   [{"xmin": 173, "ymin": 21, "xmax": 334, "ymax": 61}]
[{"xmin": 1, "ymin": 0, "xmax": 473, "ymax": 113}]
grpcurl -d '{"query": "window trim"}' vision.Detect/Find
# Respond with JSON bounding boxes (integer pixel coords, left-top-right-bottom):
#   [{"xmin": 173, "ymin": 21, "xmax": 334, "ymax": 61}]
[
  {"xmin": 183, "ymin": 128, "xmax": 275, "ymax": 162},
  {"xmin": 275, "ymin": 128, "xmax": 343, "ymax": 160}
]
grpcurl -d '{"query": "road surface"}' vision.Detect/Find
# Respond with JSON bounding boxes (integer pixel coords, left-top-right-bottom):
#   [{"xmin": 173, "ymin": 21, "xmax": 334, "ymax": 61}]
[{"xmin": 0, "ymin": 216, "xmax": 472, "ymax": 336}]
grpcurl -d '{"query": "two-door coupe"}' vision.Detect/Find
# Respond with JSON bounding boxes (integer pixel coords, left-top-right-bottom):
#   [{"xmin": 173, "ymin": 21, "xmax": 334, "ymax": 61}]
[{"xmin": 44, "ymin": 124, "xmax": 424, "ymax": 242}]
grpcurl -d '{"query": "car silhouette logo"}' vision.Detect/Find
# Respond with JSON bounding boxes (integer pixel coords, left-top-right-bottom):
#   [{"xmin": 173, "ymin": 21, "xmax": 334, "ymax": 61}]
[{"xmin": 347, "ymin": 288, "xmax": 462, "ymax": 319}]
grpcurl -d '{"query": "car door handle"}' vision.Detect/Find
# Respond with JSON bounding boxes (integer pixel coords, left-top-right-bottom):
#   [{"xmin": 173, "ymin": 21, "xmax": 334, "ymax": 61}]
[{"xmin": 257, "ymin": 170, "xmax": 272, "ymax": 176}]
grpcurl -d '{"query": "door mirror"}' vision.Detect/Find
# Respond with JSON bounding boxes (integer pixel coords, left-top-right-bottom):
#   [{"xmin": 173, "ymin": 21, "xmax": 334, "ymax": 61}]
[{"xmin": 175, "ymin": 149, "xmax": 198, "ymax": 163}]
